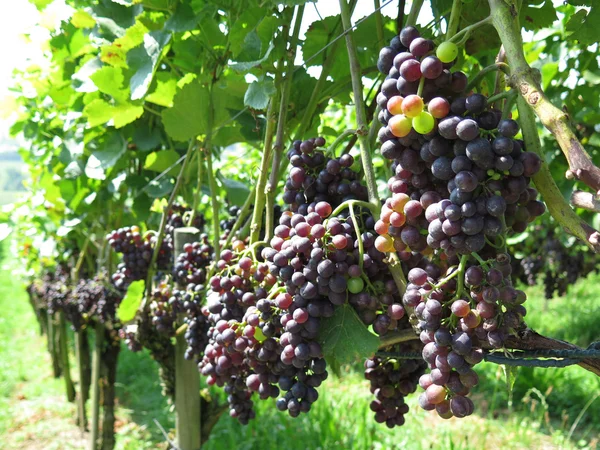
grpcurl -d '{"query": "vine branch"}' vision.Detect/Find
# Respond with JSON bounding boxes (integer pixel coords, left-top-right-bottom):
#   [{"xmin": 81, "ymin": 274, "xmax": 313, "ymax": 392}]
[
  {"xmin": 488, "ymin": 0, "xmax": 600, "ymax": 194},
  {"xmin": 517, "ymin": 95, "xmax": 600, "ymax": 252}
]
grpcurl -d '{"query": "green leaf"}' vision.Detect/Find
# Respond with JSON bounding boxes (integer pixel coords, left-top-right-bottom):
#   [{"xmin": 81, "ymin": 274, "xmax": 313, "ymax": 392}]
[
  {"xmin": 540, "ymin": 62, "xmax": 559, "ymax": 90},
  {"xmin": 133, "ymin": 123, "xmax": 162, "ymax": 151},
  {"xmin": 244, "ymin": 77, "xmax": 275, "ymax": 110},
  {"xmin": 229, "ymin": 8, "xmax": 265, "ymax": 57},
  {"xmin": 85, "ymin": 132, "xmax": 127, "ymax": 180},
  {"xmin": 128, "ymin": 31, "xmax": 171, "ymax": 100},
  {"xmin": 101, "ymin": 19, "xmax": 148, "ymax": 67},
  {"xmin": 84, "ymin": 99, "xmax": 115, "ymax": 127},
  {"xmin": 72, "ymin": 10, "xmax": 96, "ymax": 29},
  {"xmin": 165, "ymin": 2, "xmax": 199, "ymax": 32},
  {"xmin": 144, "ymin": 150, "xmax": 181, "ymax": 175},
  {"xmin": 318, "ymin": 303, "xmax": 380, "ymax": 366},
  {"xmin": 230, "ymin": 42, "xmax": 275, "ymax": 72},
  {"xmin": 146, "ymin": 177, "xmax": 174, "ymax": 197},
  {"xmin": 146, "ymin": 72, "xmax": 178, "ymax": 107},
  {"xmin": 73, "ymin": 58, "xmax": 103, "ymax": 93},
  {"xmin": 162, "ymin": 81, "xmax": 209, "ymax": 141},
  {"xmin": 117, "ymin": 280, "xmax": 145, "ymax": 323},
  {"xmin": 91, "ymin": 66, "xmax": 127, "ymax": 102},
  {"xmin": 565, "ymin": 2, "xmax": 600, "ymax": 46},
  {"xmin": 521, "ymin": 0, "xmax": 558, "ymax": 31},
  {"xmin": 112, "ymin": 103, "xmax": 144, "ymax": 128},
  {"xmin": 217, "ymin": 173, "xmax": 250, "ymax": 206}
]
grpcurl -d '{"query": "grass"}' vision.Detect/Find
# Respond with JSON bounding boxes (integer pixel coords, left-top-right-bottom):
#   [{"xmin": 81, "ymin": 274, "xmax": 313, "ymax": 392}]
[{"xmin": 0, "ymin": 236, "xmax": 599, "ymax": 449}]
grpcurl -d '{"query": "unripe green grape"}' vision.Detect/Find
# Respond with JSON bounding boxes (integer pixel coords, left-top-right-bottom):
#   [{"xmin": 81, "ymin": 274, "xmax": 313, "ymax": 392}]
[
  {"xmin": 348, "ymin": 277, "xmax": 364, "ymax": 294},
  {"xmin": 413, "ymin": 111, "xmax": 435, "ymax": 134},
  {"xmin": 436, "ymin": 41, "xmax": 459, "ymax": 63}
]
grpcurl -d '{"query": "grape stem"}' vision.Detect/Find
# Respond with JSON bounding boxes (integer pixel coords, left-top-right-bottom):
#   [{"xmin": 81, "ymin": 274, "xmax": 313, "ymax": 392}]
[
  {"xmin": 488, "ymin": 0, "xmax": 600, "ymax": 194},
  {"xmin": 249, "ymin": 97, "xmax": 278, "ymax": 245},
  {"xmin": 501, "ymin": 91, "xmax": 517, "ymax": 120},
  {"xmin": 339, "ymin": 0, "xmax": 380, "ymax": 209},
  {"xmin": 329, "ymin": 199, "xmax": 379, "ymax": 218},
  {"xmin": 187, "ymin": 150, "xmax": 204, "ymax": 227},
  {"xmin": 448, "ymin": 16, "xmax": 492, "ymax": 44},
  {"xmin": 373, "ymin": 0, "xmax": 385, "ymax": 46},
  {"xmin": 416, "ymin": 76, "xmax": 425, "ymax": 97},
  {"xmin": 377, "ymin": 328, "xmax": 420, "ymax": 349},
  {"xmin": 465, "ymin": 62, "xmax": 510, "ymax": 93},
  {"xmin": 325, "ymin": 129, "xmax": 357, "ymax": 157},
  {"xmin": 486, "ymin": 89, "xmax": 516, "ymax": 105},
  {"xmin": 265, "ymin": 5, "xmax": 305, "ymax": 242},
  {"xmin": 453, "ymin": 254, "xmax": 469, "ymax": 300},
  {"xmin": 405, "ymin": 0, "xmax": 425, "ymax": 27},
  {"xmin": 445, "ymin": 0, "xmax": 463, "ymax": 39},
  {"xmin": 142, "ymin": 139, "xmax": 196, "ymax": 311}
]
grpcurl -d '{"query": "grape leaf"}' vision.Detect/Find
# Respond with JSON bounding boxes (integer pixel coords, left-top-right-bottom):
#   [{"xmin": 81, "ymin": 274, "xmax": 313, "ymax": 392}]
[
  {"xmin": 520, "ymin": 0, "xmax": 558, "ymax": 31},
  {"xmin": 128, "ymin": 31, "xmax": 171, "ymax": 100},
  {"xmin": 230, "ymin": 8, "xmax": 267, "ymax": 57},
  {"xmin": 91, "ymin": 66, "xmax": 127, "ymax": 102},
  {"xmin": 217, "ymin": 172, "xmax": 251, "ymax": 206},
  {"xmin": 100, "ymin": 20, "xmax": 148, "ymax": 67},
  {"xmin": 72, "ymin": 10, "xmax": 96, "ymax": 29},
  {"xmin": 244, "ymin": 77, "xmax": 275, "ymax": 110},
  {"xmin": 144, "ymin": 150, "xmax": 181, "ymax": 175},
  {"xmin": 146, "ymin": 72, "xmax": 178, "ymax": 107},
  {"xmin": 165, "ymin": 1, "xmax": 200, "ymax": 32},
  {"xmin": 230, "ymin": 41, "xmax": 275, "ymax": 72},
  {"xmin": 84, "ymin": 132, "xmax": 127, "ymax": 180},
  {"xmin": 117, "ymin": 280, "xmax": 145, "ymax": 323},
  {"xmin": 318, "ymin": 303, "xmax": 380, "ymax": 366},
  {"xmin": 565, "ymin": 1, "xmax": 600, "ymax": 45},
  {"xmin": 162, "ymin": 81, "xmax": 210, "ymax": 141}
]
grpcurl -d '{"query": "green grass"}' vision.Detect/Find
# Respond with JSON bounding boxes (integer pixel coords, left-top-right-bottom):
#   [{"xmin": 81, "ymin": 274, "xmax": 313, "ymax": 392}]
[{"xmin": 0, "ymin": 236, "xmax": 599, "ymax": 449}]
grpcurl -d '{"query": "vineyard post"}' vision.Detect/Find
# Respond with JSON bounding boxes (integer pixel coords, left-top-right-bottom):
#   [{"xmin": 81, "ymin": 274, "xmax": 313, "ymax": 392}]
[
  {"xmin": 75, "ymin": 328, "xmax": 90, "ymax": 432},
  {"xmin": 47, "ymin": 312, "xmax": 61, "ymax": 378},
  {"xmin": 100, "ymin": 335, "xmax": 120, "ymax": 450},
  {"xmin": 73, "ymin": 239, "xmax": 91, "ymax": 431},
  {"xmin": 58, "ymin": 311, "xmax": 76, "ymax": 402},
  {"xmin": 89, "ymin": 321, "xmax": 104, "ymax": 450},
  {"xmin": 174, "ymin": 228, "xmax": 202, "ymax": 450}
]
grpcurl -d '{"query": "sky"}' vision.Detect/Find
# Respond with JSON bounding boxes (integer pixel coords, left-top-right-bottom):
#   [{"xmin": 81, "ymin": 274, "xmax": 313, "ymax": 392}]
[{"xmin": 0, "ymin": 0, "xmax": 433, "ymax": 150}]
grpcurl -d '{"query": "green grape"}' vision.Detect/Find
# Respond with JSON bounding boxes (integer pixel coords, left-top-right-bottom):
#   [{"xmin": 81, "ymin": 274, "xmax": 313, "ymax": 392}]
[
  {"xmin": 436, "ymin": 41, "xmax": 459, "ymax": 64},
  {"xmin": 413, "ymin": 111, "xmax": 435, "ymax": 134},
  {"xmin": 348, "ymin": 277, "xmax": 365, "ymax": 294}
]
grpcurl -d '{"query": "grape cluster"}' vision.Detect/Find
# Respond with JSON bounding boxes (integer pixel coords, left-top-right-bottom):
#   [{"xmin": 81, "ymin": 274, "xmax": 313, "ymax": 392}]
[
  {"xmin": 510, "ymin": 228, "xmax": 596, "ymax": 298},
  {"xmin": 373, "ymin": 25, "xmax": 548, "ymax": 420},
  {"xmin": 172, "ymin": 236, "xmax": 213, "ymax": 286},
  {"xmin": 365, "ymin": 343, "xmax": 426, "ymax": 428},
  {"xmin": 168, "ymin": 284, "xmax": 210, "ymax": 361},
  {"xmin": 283, "ymin": 137, "xmax": 368, "ymax": 214},
  {"xmin": 71, "ymin": 274, "xmax": 122, "ymax": 327},
  {"xmin": 107, "ymin": 226, "xmax": 171, "ymax": 290},
  {"xmin": 108, "ymin": 206, "xmax": 206, "ymax": 290}
]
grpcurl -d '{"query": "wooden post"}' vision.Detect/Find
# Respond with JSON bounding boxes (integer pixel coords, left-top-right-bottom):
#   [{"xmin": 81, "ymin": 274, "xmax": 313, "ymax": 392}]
[
  {"xmin": 47, "ymin": 312, "xmax": 62, "ymax": 377},
  {"xmin": 174, "ymin": 227, "xmax": 202, "ymax": 450},
  {"xmin": 75, "ymin": 328, "xmax": 90, "ymax": 431},
  {"xmin": 101, "ymin": 336, "xmax": 120, "ymax": 450},
  {"xmin": 58, "ymin": 311, "xmax": 76, "ymax": 402},
  {"xmin": 89, "ymin": 321, "xmax": 104, "ymax": 450}
]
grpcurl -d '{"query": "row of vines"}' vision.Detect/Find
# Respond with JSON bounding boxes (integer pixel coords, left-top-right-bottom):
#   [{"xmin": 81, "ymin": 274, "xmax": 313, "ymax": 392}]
[{"xmin": 3, "ymin": 0, "xmax": 600, "ymax": 449}]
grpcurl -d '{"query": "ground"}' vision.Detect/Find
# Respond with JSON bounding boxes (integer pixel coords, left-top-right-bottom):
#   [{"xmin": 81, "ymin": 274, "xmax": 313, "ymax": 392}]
[{"xmin": 0, "ymin": 239, "xmax": 598, "ymax": 450}]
